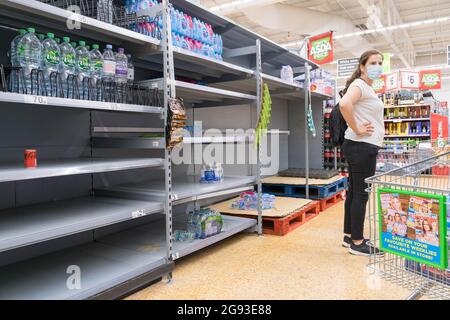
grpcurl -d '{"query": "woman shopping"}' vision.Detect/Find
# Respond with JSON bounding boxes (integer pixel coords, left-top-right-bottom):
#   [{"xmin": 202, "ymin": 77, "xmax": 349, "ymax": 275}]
[{"xmin": 339, "ymin": 50, "xmax": 385, "ymax": 256}]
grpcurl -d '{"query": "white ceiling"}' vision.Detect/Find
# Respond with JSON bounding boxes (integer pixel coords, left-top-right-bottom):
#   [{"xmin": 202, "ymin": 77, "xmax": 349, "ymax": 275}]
[{"xmin": 200, "ymin": 0, "xmax": 450, "ymax": 78}]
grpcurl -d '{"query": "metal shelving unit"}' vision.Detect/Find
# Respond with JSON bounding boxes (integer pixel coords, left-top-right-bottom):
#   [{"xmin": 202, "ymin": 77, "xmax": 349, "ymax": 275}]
[{"xmin": 0, "ymin": 0, "xmax": 330, "ymax": 299}]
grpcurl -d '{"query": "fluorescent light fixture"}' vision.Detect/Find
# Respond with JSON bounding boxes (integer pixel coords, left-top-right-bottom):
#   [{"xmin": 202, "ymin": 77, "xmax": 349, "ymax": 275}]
[
  {"xmin": 210, "ymin": 0, "xmax": 258, "ymax": 11},
  {"xmin": 282, "ymin": 15, "xmax": 450, "ymax": 47}
]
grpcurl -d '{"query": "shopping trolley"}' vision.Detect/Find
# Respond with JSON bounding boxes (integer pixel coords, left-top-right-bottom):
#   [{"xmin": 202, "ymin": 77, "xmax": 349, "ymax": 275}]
[{"xmin": 366, "ymin": 151, "xmax": 450, "ymax": 299}]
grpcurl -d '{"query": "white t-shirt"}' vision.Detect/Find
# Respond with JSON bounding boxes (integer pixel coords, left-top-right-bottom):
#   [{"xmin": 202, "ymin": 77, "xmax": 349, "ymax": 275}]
[{"xmin": 344, "ymin": 78, "xmax": 385, "ymax": 147}]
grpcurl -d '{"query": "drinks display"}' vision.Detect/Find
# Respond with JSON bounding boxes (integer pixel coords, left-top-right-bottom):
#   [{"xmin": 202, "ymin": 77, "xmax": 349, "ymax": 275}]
[
  {"xmin": 97, "ymin": 0, "xmax": 113, "ymax": 24},
  {"xmin": 42, "ymin": 33, "xmax": 61, "ymax": 97},
  {"xmin": 200, "ymin": 162, "xmax": 224, "ymax": 184},
  {"xmin": 187, "ymin": 208, "xmax": 223, "ymax": 239},
  {"xmin": 17, "ymin": 27, "xmax": 43, "ymax": 95},
  {"xmin": 8, "ymin": 29, "xmax": 142, "ymax": 103}
]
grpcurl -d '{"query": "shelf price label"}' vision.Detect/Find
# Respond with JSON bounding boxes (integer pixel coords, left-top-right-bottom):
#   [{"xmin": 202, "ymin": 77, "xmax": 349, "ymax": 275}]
[
  {"xmin": 385, "ymin": 72, "xmax": 399, "ymax": 91},
  {"xmin": 24, "ymin": 95, "xmax": 48, "ymax": 105},
  {"xmin": 131, "ymin": 209, "xmax": 147, "ymax": 219},
  {"xmin": 400, "ymin": 71, "xmax": 420, "ymax": 89}
]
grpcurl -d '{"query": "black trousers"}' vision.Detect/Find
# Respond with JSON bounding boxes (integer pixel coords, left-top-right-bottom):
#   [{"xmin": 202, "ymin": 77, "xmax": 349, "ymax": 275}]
[{"xmin": 342, "ymin": 139, "xmax": 379, "ymax": 241}]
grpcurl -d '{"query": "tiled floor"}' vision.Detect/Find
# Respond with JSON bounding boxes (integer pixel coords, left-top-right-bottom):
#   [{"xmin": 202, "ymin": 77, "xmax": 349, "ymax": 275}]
[{"xmin": 127, "ymin": 201, "xmax": 410, "ymax": 300}]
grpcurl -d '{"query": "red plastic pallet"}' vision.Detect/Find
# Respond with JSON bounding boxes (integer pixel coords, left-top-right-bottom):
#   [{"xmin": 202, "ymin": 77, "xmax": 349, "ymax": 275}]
[
  {"xmin": 262, "ymin": 201, "xmax": 320, "ymax": 236},
  {"xmin": 319, "ymin": 190, "xmax": 346, "ymax": 212}
]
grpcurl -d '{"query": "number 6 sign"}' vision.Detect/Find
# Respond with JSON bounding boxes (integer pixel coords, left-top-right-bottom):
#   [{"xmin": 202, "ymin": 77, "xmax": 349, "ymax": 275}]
[{"xmin": 400, "ymin": 71, "xmax": 420, "ymax": 89}]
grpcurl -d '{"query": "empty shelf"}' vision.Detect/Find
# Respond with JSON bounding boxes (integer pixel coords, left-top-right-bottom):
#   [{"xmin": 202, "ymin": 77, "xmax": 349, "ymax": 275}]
[
  {"xmin": 0, "ymin": 158, "xmax": 164, "ymax": 183},
  {"xmin": 0, "ymin": 196, "xmax": 163, "ymax": 252},
  {"xmin": 0, "ymin": 241, "xmax": 167, "ymax": 300},
  {"xmin": 96, "ymin": 175, "xmax": 256, "ymax": 204}
]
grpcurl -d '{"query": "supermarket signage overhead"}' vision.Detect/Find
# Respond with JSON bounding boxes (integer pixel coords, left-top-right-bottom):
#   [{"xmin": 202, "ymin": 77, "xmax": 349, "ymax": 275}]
[
  {"xmin": 378, "ymin": 189, "xmax": 448, "ymax": 269},
  {"xmin": 308, "ymin": 31, "xmax": 334, "ymax": 65},
  {"xmin": 337, "ymin": 57, "xmax": 359, "ymax": 77},
  {"xmin": 420, "ymin": 69, "xmax": 442, "ymax": 90},
  {"xmin": 431, "ymin": 113, "xmax": 449, "ymax": 149},
  {"xmin": 385, "ymin": 71, "xmax": 399, "ymax": 91},
  {"xmin": 400, "ymin": 70, "xmax": 420, "ymax": 90},
  {"xmin": 372, "ymin": 75, "xmax": 386, "ymax": 94}
]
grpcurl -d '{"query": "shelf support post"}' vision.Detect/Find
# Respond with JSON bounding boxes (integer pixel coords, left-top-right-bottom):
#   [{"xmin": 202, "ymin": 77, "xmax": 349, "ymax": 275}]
[
  {"xmin": 162, "ymin": 0, "xmax": 175, "ymax": 267},
  {"xmin": 304, "ymin": 62, "xmax": 310, "ymax": 199},
  {"xmin": 255, "ymin": 39, "xmax": 263, "ymax": 235}
]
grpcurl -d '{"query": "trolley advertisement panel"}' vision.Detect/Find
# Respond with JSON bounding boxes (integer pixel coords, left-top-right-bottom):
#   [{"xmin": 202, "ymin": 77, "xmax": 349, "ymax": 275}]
[{"xmin": 377, "ymin": 188, "xmax": 448, "ymax": 269}]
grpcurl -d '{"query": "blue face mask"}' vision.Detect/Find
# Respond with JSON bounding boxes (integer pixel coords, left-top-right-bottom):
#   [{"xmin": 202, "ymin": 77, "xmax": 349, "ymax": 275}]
[{"xmin": 367, "ymin": 65, "xmax": 383, "ymax": 80}]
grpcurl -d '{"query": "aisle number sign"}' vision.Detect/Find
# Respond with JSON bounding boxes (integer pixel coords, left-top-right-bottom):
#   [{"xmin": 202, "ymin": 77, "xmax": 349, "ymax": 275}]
[
  {"xmin": 372, "ymin": 75, "xmax": 386, "ymax": 94},
  {"xmin": 400, "ymin": 71, "xmax": 420, "ymax": 90},
  {"xmin": 420, "ymin": 70, "xmax": 442, "ymax": 90},
  {"xmin": 385, "ymin": 72, "xmax": 399, "ymax": 91},
  {"xmin": 308, "ymin": 31, "xmax": 334, "ymax": 65},
  {"xmin": 378, "ymin": 189, "xmax": 448, "ymax": 269}
]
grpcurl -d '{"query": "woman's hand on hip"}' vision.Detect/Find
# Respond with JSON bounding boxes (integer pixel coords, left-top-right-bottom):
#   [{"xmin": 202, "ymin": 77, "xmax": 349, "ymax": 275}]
[{"xmin": 355, "ymin": 121, "xmax": 374, "ymax": 137}]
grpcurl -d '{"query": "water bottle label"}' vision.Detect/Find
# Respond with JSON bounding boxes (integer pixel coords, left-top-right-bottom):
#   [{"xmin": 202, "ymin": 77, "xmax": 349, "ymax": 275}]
[
  {"xmin": 127, "ymin": 68, "xmax": 135, "ymax": 81},
  {"xmin": 103, "ymin": 60, "xmax": 116, "ymax": 76},
  {"xmin": 63, "ymin": 53, "xmax": 76, "ymax": 67},
  {"xmin": 116, "ymin": 67, "xmax": 128, "ymax": 76},
  {"xmin": 78, "ymin": 57, "xmax": 90, "ymax": 71},
  {"xmin": 46, "ymin": 50, "xmax": 60, "ymax": 65},
  {"xmin": 93, "ymin": 60, "xmax": 103, "ymax": 71}
]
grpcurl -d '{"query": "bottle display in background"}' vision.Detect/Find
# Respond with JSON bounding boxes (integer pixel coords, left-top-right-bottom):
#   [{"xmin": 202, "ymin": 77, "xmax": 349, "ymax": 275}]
[
  {"xmin": 89, "ymin": 44, "xmax": 104, "ymax": 100},
  {"xmin": 75, "ymin": 40, "xmax": 91, "ymax": 92},
  {"xmin": 9, "ymin": 29, "xmax": 27, "ymax": 67},
  {"xmin": 41, "ymin": 32, "xmax": 61, "ymax": 96},
  {"xmin": 59, "ymin": 36, "xmax": 77, "ymax": 99},
  {"xmin": 102, "ymin": 44, "xmax": 116, "ymax": 102},
  {"xmin": 18, "ymin": 27, "xmax": 43, "ymax": 95},
  {"xmin": 115, "ymin": 48, "xmax": 128, "ymax": 102}
]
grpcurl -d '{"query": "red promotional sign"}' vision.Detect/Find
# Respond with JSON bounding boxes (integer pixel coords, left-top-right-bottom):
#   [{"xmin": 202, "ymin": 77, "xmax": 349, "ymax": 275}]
[
  {"xmin": 431, "ymin": 113, "xmax": 449, "ymax": 175},
  {"xmin": 372, "ymin": 74, "xmax": 386, "ymax": 94},
  {"xmin": 308, "ymin": 32, "xmax": 334, "ymax": 65},
  {"xmin": 420, "ymin": 70, "xmax": 442, "ymax": 90}
]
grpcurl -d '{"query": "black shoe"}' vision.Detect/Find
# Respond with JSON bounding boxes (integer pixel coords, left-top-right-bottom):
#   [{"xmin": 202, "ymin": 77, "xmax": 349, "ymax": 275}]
[
  {"xmin": 349, "ymin": 241, "xmax": 384, "ymax": 256},
  {"xmin": 342, "ymin": 236, "xmax": 371, "ymax": 248}
]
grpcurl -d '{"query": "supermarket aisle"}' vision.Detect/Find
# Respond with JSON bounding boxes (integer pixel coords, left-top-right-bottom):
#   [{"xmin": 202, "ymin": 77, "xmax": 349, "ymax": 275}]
[{"xmin": 128, "ymin": 201, "xmax": 410, "ymax": 300}]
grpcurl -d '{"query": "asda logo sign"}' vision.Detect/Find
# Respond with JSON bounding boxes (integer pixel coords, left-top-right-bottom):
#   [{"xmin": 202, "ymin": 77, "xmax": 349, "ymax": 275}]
[
  {"xmin": 419, "ymin": 70, "xmax": 442, "ymax": 90},
  {"xmin": 308, "ymin": 32, "xmax": 334, "ymax": 65}
]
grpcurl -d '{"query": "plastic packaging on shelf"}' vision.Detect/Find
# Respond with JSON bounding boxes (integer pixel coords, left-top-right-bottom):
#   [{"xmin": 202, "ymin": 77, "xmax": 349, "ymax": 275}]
[
  {"xmin": 231, "ymin": 191, "xmax": 276, "ymax": 210},
  {"xmin": 187, "ymin": 208, "xmax": 223, "ymax": 239},
  {"xmin": 18, "ymin": 27, "xmax": 43, "ymax": 95},
  {"xmin": 173, "ymin": 230, "xmax": 196, "ymax": 242},
  {"xmin": 280, "ymin": 65, "xmax": 294, "ymax": 83},
  {"xmin": 200, "ymin": 162, "xmax": 223, "ymax": 184}
]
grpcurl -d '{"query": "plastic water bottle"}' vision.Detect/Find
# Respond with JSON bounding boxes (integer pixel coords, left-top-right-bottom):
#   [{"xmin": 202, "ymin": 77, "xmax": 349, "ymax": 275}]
[
  {"xmin": 75, "ymin": 41, "xmax": 91, "ymax": 85},
  {"xmin": 18, "ymin": 27, "xmax": 43, "ymax": 95},
  {"xmin": 115, "ymin": 48, "xmax": 128, "ymax": 102},
  {"xmin": 59, "ymin": 37, "xmax": 77, "ymax": 99},
  {"xmin": 102, "ymin": 44, "xmax": 116, "ymax": 101},
  {"xmin": 42, "ymin": 33, "xmax": 61, "ymax": 96},
  {"xmin": 89, "ymin": 44, "xmax": 104, "ymax": 100},
  {"xmin": 97, "ymin": 0, "xmax": 113, "ymax": 23},
  {"xmin": 10, "ymin": 29, "xmax": 27, "ymax": 67},
  {"xmin": 126, "ymin": 54, "xmax": 134, "ymax": 84}
]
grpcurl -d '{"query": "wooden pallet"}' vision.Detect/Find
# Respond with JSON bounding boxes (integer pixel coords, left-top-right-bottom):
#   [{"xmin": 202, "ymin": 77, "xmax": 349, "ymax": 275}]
[
  {"xmin": 261, "ymin": 201, "xmax": 320, "ymax": 236},
  {"xmin": 262, "ymin": 177, "xmax": 347, "ymax": 200},
  {"xmin": 319, "ymin": 190, "xmax": 346, "ymax": 212}
]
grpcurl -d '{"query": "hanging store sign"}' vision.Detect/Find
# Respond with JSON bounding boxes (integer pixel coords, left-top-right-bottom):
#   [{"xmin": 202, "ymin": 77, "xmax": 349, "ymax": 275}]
[
  {"xmin": 337, "ymin": 57, "xmax": 359, "ymax": 78},
  {"xmin": 372, "ymin": 75, "xmax": 386, "ymax": 94},
  {"xmin": 431, "ymin": 113, "xmax": 449, "ymax": 149},
  {"xmin": 308, "ymin": 31, "xmax": 334, "ymax": 65},
  {"xmin": 400, "ymin": 70, "xmax": 420, "ymax": 90},
  {"xmin": 385, "ymin": 71, "xmax": 399, "ymax": 91},
  {"xmin": 420, "ymin": 70, "xmax": 442, "ymax": 90},
  {"xmin": 378, "ymin": 189, "xmax": 448, "ymax": 269}
]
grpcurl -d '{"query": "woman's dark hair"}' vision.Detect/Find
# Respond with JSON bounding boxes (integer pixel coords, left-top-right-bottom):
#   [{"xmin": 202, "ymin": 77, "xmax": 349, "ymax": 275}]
[{"xmin": 343, "ymin": 49, "xmax": 383, "ymax": 93}]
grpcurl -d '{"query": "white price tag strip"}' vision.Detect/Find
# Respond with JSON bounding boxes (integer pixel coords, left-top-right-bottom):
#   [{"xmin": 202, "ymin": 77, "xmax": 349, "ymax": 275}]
[
  {"xmin": 24, "ymin": 95, "xmax": 48, "ymax": 105},
  {"xmin": 131, "ymin": 209, "xmax": 147, "ymax": 219}
]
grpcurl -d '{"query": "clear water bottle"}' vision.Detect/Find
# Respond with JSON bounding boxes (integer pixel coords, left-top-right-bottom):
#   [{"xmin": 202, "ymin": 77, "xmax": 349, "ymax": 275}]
[
  {"xmin": 126, "ymin": 54, "xmax": 134, "ymax": 85},
  {"xmin": 10, "ymin": 29, "xmax": 27, "ymax": 67},
  {"xmin": 97, "ymin": 0, "xmax": 113, "ymax": 23},
  {"xmin": 115, "ymin": 48, "xmax": 128, "ymax": 102},
  {"xmin": 89, "ymin": 44, "xmax": 104, "ymax": 100},
  {"xmin": 70, "ymin": 41, "xmax": 77, "ymax": 49},
  {"xmin": 55, "ymin": 38, "xmax": 61, "ymax": 45},
  {"xmin": 102, "ymin": 44, "xmax": 116, "ymax": 101},
  {"xmin": 42, "ymin": 33, "xmax": 61, "ymax": 96},
  {"xmin": 59, "ymin": 37, "xmax": 77, "ymax": 99},
  {"xmin": 37, "ymin": 33, "xmax": 46, "ymax": 42},
  {"xmin": 75, "ymin": 41, "xmax": 91, "ymax": 99},
  {"xmin": 18, "ymin": 27, "xmax": 43, "ymax": 95}
]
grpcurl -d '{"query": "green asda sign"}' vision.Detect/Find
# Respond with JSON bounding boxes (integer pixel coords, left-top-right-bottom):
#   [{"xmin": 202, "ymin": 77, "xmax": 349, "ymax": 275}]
[{"xmin": 308, "ymin": 32, "xmax": 333, "ymax": 65}]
